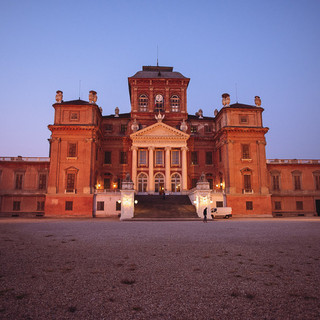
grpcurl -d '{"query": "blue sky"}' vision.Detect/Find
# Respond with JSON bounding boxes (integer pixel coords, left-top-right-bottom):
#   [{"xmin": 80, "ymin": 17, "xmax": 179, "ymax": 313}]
[{"xmin": 1, "ymin": 0, "xmax": 319, "ymax": 158}]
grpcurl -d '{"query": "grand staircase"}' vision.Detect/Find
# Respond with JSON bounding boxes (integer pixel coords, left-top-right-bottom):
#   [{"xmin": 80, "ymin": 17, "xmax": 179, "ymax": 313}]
[{"xmin": 134, "ymin": 195, "xmax": 199, "ymax": 219}]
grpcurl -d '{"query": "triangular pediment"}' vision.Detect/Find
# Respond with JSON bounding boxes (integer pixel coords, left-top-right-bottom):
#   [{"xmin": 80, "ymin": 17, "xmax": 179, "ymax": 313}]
[{"xmin": 130, "ymin": 121, "xmax": 189, "ymax": 147}]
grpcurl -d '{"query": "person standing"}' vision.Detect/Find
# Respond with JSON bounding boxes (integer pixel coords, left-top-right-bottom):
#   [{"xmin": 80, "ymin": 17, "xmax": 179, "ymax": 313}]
[{"xmin": 203, "ymin": 207, "xmax": 208, "ymax": 223}]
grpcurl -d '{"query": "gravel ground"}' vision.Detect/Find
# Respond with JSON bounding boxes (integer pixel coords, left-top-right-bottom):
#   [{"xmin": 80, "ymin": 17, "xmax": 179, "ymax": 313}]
[{"xmin": 0, "ymin": 217, "xmax": 320, "ymax": 320}]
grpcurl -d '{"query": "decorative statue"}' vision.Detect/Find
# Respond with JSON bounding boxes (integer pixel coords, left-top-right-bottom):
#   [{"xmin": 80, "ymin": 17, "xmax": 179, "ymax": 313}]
[
  {"xmin": 198, "ymin": 172, "xmax": 208, "ymax": 182},
  {"xmin": 214, "ymin": 109, "xmax": 218, "ymax": 117},
  {"xmin": 131, "ymin": 118, "xmax": 139, "ymax": 132},
  {"xmin": 124, "ymin": 172, "xmax": 132, "ymax": 182},
  {"xmin": 198, "ymin": 109, "xmax": 203, "ymax": 119},
  {"xmin": 155, "ymin": 112, "xmax": 165, "ymax": 122},
  {"xmin": 222, "ymin": 93, "xmax": 230, "ymax": 107},
  {"xmin": 254, "ymin": 96, "xmax": 261, "ymax": 107},
  {"xmin": 115, "ymin": 107, "xmax": 119, "ymax": 117},
  {"xmin": 89, "ymin": 90, "xmax": 97, "ymax": 104},
  {"xmin": 180, "ymin": 119, "xmax": 188, "ymax": 132},
  {"xmin": 55, "ymin": 90, "xmax": 63, "ymax": 103}
]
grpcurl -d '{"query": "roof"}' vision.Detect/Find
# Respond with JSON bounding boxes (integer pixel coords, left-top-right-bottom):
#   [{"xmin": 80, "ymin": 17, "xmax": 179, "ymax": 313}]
[
  {"xmin": 103, "ymin": 113, "xmax": 131, "ymax": 119},
  {"xmin": 130, "ymin": 66, "xmax": 188, "ymax": 79},
  {"xmin": 54, "ymin": 99, "xmax": 92, "ymax": 106},
  {"xmin": 229, "ymin": 103, "xmax": 261, "ymax": 109},
  {"xmin": 188, "ymin": 115, "xmax": 215, "ymax": 120}
]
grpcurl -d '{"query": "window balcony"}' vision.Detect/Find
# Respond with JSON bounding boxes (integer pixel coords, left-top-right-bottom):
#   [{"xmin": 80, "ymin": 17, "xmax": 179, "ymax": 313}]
[
  {"xmin": 242, "ymin": 189, "xmax": 254, "ymax": 194},
  {"xmin": 65, "ymin": 189, "xmax": 77, "ymax": 194}
]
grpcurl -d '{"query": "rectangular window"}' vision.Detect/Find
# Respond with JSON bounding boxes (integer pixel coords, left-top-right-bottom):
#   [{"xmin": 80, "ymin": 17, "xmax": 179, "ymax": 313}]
[
  {"xmin": 139, "ymin": 149, "xmax": 147, "ymax": 166},
  {"xmin": 38, "ymin": 173, "xmax": 47, "ymax": 190},
  {"xmin": 204, "ymin": 125, "xmax": 212, "ymax": 133},
  {"xmin": 272, "ymin": 175, "xmax": 280, "ymax": 190},
  {"xmin": 240, "ymin": 115, "xmax": 248, "ymax": 124},
  {"xmin": 191, "ymin": 178, "xmax": 197, "ymax": 189},
  {"xmin": 171, "ymin": 150, "xmax": 180, "ymax": 166},
  {"xmin": 104, "ymin": 178, "xmax": 111, "ymax": 189},
  {"xmin": 97, "ymin": 201, "xmax": 104, "ymax": 211},
  {"xmin": 246, "ymin": 201, "xmax": 253, "ymax": 210},
  {"xmin": 205, "ymin": 152, "xmax": 213, "ymax": 165},
  {"xmin": 104, "ymin": 124, "xmax": 113, "ymax": 133},
  {"xmin": 116, "ymin": 201, "xmax": 121, "ymax": 211},
  {"xmin": 244, "ymin": 175, "xmax": 252, "ymax": 191},
  {"xmin": 155, "ymin": 150, "xmax": 164, "ymax": 166},
  {"xmin": 191, "ymin": 151, "xmax": 198, "ymax": 165},
  {"xmin": 15, "ymin": 173, "xmax": 23, "ymax": 190},
  {"xmin": 219, "ymin": 148, "xmax": 222, "ymax": 162},
  {"xmin": 66, "ymin": 173, "xmax": 75, "ymax": 192},
  {"xmin": 296, "ymin": 201, "xmax": 303, "ymax": 210},
  {"xmin": 191, "ymin": 126, "xmax": 198, "ymax": 133},
  {"xmin": 120, "ymin": 152, "xmax": 127, "ymax": 164},
  {"xmin": 207, "ymin": 179, "xmax": 213, "ymax": 189},
  {"xmin": 242, "ymin": 144, "xmax": 250, "ymax": 159},
  {"xmin": 104, "ymin": 151, "xmax": 112, "ymax": 164},
  {"xmin": 294, "ymin": 175, "xmax": 301, "ymax": 190},
  {"xmin": 274, "ymin": 201, "xmax": 282, "ymax": 210},
  {"xmin": 68, "ymin": 143, "xmax": 77, "ymax": 158},
  {"xmin": 216, "ymin": 201, "xmax": 223, "ymax": 207},
  {"xmin": 65, "ymin": 201, "xmax": 73, "ymax": 211},
  {"xmin": 120, "ymin": 124, "xmax": 127, "ymax": 134},
  {"xmin": 37, "ymin": 201, "xmax": 45, "ymax": 211},
  {"xmin": 314, "ymin": 175, "xmax": 320, "ymax": 190},
  {"xmin": 13, "ymin": 201, "xmax": 21, "ymax": 211}
]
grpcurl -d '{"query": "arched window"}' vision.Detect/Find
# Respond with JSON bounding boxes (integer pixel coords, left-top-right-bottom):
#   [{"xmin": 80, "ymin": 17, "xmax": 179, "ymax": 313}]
[
  {"xmin": 138, "ymin": 173, "xmax": 148, "ymax": 193},
  {"xmin": 139, "ymin": 94, "xmax": 148, "ymax": 112},
  {"xmin": 154, "ymin": 94, "xmax": 164, "ymax": 113},
  {"xmin": 154, "ymin": 172, "xmax": 165, "ymax": 193},
  {"xmin": 171, "ymin": 173, "xmax": 181, "ymax": 192},
  {"xmin": 170, "ymin": 95, "xmax": 180, "ymax": 112}
]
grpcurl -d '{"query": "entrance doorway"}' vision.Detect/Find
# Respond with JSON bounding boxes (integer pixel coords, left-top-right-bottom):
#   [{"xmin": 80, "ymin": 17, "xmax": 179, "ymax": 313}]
[
  {"xmin": 154, "ymin": 173, "xmax": 165, "ymax": 193},
  {"xmin": 316, "ymin": 200, "xmax": 320, "ymax": 216}
]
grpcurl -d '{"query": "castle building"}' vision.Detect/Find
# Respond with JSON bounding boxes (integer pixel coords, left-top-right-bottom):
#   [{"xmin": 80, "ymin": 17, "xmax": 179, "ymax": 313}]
[{"xmin": 0, "ymin": 65, "xmax": 319, "ymax": 218}]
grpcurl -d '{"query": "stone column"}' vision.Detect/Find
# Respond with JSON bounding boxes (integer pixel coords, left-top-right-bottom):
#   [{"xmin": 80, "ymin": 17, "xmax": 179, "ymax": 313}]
[
  {"xmin": 131, "ymin": 146, "xmax": 137, "ymax": 190},
  {"xmin": 181, "ymin": 146, "xmax": 188, "ymax": 191},
  {"xmin": 148, "ymin": 147, "xmax": 154, "ymax": 193},
  {"xmin": 165, "ymin": 147, "xmax": 171, "ymax": 191}
]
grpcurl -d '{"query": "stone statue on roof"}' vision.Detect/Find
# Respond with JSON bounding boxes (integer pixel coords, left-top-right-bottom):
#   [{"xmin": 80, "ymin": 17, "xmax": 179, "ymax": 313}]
[
  {"xmin": 89, "ymin": 90, "xmax": 97, "ymax": 104},
  {"xmin": 55, "ymin": 90, "xmax": 63, "ymax": 103},
  {"xmin": 254, "ymin": 96, "xmax": 261, "ymax": 107},
  {"xmin": 222, "ymin": 93, "xmax": 230, "ymax": 107},
  {"xmin": 115, "ymin": 107, "xmax": 119, "ymax": 117},
  {"xmin": 155, "ymin": 112, "xmax": 165, "ymax": 122}
]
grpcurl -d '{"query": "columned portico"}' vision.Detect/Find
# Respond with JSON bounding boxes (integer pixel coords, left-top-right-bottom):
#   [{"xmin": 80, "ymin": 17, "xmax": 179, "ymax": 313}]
[{"xmin": 130, "ymin": 121, "xmax": 190, "ymax": 194}]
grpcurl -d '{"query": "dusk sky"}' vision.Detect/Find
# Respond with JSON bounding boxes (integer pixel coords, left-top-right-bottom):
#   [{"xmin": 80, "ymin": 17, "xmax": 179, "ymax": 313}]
[{"xmin": 1, "ymin": 0, "xmax": 319, "ymax": 159}]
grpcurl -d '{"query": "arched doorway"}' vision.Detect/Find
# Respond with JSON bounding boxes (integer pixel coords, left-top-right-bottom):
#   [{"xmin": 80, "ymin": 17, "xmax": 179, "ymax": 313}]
[
  {"xmin": 171, "ymin": 173, "xmax": 181, "ymax": 193},
  {"xmin": 154, "ymin": 173, "xmax": 165, "ymax": 193},
  {"xmin": 138, "ymin": 173, "xmax": 148, "ymax": 193}
]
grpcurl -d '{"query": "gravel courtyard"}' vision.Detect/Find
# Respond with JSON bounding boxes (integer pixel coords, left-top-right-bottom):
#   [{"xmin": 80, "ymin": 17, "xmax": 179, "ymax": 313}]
[{"xmin": 0, "ymin": 218, "xmax": 320, "ymax": 320}]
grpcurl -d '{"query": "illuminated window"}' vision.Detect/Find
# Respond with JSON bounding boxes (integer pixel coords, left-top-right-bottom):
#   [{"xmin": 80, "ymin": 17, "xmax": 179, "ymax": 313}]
[
  {"xmin": 170, "ymin": 95, "xmax": 180, "ymax": 112},
  {"xmin": 139, "ymin": 149, "xmax": 147, "ymax": 166},
  {"xmin": 191, "ymin": 126, "xmax": 197, "ymax": 133},
  {"xmin": 171, "ymin": 150, "xmax": 180, "ymax": 166},
  {"xmin": 171, "ymin": 173, "xmax": 181, "ymax": 192},
  {"xmin": 155, "ymin": 150, "xmax": 164, "ymax": 166},
  {"xmin": 154, "ymin": 173, "xmax": 165, "ymax": 192},
  {"xmin": 242, "ymin": 144, "xmax": 250, "ymax": 159},
  {"xmin": 139, "ymin": 94, "xmax": 148, "ymax": 112},
  {"xmin": 138, "ymin": 173, "xmax": 148, "ymax": 192},
  {"xmin": 68, "ymin": 143, "xmax": 77, "ymax": 158}
]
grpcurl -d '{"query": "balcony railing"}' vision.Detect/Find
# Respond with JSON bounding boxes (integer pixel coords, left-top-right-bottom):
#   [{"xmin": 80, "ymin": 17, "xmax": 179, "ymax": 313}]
[
  {"xmin": 242, "ymin": 189, "xmax": 254, "ymax": 194},
  {"xmin": 0, "ymin": 156, "xmax": 50, "ymax": 162},
  {"xmin": 267, "ymin": 159, "xmax": 320, "ymax": 164}
]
